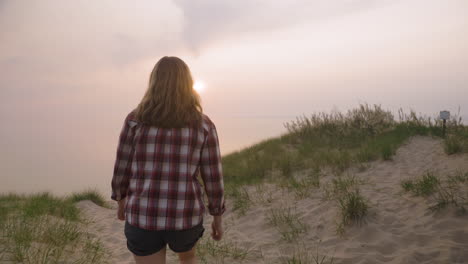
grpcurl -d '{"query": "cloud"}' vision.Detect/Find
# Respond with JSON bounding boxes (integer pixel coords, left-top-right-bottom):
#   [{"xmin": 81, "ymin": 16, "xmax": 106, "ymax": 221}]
[
  {"xmin": 0, "ymin": 0, "xmax": 182, "ymax": 72},
  {"xmin": 173, "ymin": 0, "xmax": 390, "ymax": 52},
  {"xmin": 0, "ymin": 0, "xmax": 187, "ymax": 110},
  {"xmin": 0, "ymin": 0, "xmax": 7, "ymax": 10}
]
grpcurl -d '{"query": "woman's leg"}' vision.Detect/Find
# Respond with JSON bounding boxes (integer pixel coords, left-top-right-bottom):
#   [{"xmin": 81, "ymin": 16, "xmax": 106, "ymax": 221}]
[
  {"xmin": 177, "ymin": 246, "xmax": 197, "ymax": 264},
  {"xmin": 133, "ymin": 247, "xmax": 166, "ymax": 264}
]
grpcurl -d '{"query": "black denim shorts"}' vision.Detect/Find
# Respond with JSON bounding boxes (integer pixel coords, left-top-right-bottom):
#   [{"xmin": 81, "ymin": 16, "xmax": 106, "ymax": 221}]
[{"xmin": 124, "ymin": 221, "xmax": 205, "ymax": 256}]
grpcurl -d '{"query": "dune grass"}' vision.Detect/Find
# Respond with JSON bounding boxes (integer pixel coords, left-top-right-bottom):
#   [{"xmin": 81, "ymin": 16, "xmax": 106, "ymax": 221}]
[
  {"xmin": 429, "ymin": 171, "xmax": 468, "ymax": 214},
  {"xmin": 401, "ymin": 171, "xmax": 468, "ymax": 214},
  {"xmin": 196, "ymin": 227, "xmax": 253, "ymax": 264},
  {"xmin": 0, "ymin": 190, "xmax": 109, "ymax": 263},
  {"xmin": 320, "ymin": 174, "xmax": 369, "ymax": 235},
  {"xmin": 444, "ymin": 130, "xmax": 468, "ymax": 154},
  {"xmin": 442, "ymin": 111, "xmax": 468, "ymax": 155},
  {"xmin": 66, "ymin": 188, "xmax": 109, "ymax": 208},
  {"xmin": 284, "ymin": 168, "xmax": 321, "ymax": 199},
  {"xmin": 280, "ymin": 242, "xmax": 335, "ymax": 264},
  {"xmin": 401, "ymin": 172, "xmax": 440, "ymax": 197},
  {"xmin": 336, "ymin": 190, "xmax": 368, "ymax": 234},
  {"xmin": 322, "ymin": 174, "xmax": 365, "ymax": 201},
  {"xmin": 226, "ymin": 185, "xmax": 252, "ymax": 216},
  {"xmin": 222, "ymin": 104, "xmax": 466, "ymax": 215},
  {"xmin": 253, "ymin": 184, "xmax": 275, "ymax": 205},
  {"xmin": 266, "ymin": 206, "xmax": 309, "ymax": 242}
]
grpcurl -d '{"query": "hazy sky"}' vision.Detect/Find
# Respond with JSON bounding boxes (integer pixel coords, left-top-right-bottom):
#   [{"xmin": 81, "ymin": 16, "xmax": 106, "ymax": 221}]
[{"xmin": 1, "ymin": 0, "xmax": 467, "ymax": 195}]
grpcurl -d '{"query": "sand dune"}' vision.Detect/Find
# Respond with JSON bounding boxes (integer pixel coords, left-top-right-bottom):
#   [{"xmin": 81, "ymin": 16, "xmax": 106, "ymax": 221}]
[{"xmin": 76, "ymin": 136, "xmax": 468, "ymax": 264}]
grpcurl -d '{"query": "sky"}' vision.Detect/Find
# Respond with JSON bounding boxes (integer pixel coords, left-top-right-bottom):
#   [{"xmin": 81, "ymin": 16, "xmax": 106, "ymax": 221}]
[{"xmin": 1, "ymin": 0, "xmax": 467, "ymax": 196}]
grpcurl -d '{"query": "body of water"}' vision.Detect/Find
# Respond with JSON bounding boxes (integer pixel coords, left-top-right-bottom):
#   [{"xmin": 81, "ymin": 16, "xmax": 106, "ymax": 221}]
[
  {"xmin": 1, "ymin": 113, "xmax": 466, "ymax": 199},
  {"xmin": 0, "ymin": 116, "xmax": 292, "ymax": 199}
]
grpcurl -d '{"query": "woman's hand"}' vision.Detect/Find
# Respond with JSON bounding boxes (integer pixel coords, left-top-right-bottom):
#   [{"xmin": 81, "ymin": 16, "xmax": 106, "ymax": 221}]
[
  {"xmin": 211, "ymin": 215, "xmax": 223, "ymax": 241},
  {"xmin": 117, "ymin": 198, "xmax": 126, "ymax": 221}
]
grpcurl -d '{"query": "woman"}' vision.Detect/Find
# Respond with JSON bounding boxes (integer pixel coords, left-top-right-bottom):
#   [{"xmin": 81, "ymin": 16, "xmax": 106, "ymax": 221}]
[{"xmin": 111, "ymin": 56, "xmax": 225, "ymax": 264}]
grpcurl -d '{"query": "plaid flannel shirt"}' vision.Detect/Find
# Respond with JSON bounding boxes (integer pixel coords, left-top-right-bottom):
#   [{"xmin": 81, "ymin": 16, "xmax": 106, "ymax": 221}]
[{"xmin": 111, "ymin": 110, "xmax": 225, "ymax": 230}]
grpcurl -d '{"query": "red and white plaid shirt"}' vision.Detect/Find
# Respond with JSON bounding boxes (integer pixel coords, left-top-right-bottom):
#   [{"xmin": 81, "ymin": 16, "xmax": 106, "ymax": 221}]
[{"xmin": 111, "ymin": 110, "xmax": 225, "ymax": 230}]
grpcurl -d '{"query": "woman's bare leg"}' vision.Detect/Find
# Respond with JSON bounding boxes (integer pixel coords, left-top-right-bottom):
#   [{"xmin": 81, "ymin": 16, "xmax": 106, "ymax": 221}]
[
  {"xmin": 133, "ymin": 247, "xmax": 166, "ymax": 264},
  {"xmin": 178, "ymin": 246, "xmax": 197, "ymax": 264}
]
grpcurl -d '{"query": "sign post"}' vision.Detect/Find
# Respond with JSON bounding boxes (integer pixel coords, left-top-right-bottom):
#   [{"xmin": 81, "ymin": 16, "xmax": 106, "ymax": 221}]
[{"xmin": 440, "ymin": 111, "xmax": 450, "ymax": 138}]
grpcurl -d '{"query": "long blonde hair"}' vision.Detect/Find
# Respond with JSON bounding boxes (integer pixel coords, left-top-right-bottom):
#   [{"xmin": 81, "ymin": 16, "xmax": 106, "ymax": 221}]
[{"xmin": 134, "ymin": 56, "xmax": 203, "ymax": 128}]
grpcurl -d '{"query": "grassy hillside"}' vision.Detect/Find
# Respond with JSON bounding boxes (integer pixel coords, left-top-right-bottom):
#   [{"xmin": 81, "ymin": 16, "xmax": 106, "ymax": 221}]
[{"xmin": 221, "ymin": 104, "xmax": 468, "ymax": 216}]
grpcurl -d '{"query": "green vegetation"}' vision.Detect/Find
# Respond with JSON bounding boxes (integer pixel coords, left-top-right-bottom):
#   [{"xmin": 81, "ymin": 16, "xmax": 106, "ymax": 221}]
[
  {"xmin": 266, "ymin": 206, "xmax": 309, "ymax": 242},
  {"xmin": 321, "ymin": 174, "xmax": 369, "ymax": 235},
  {"xmin": 337, "ymin": 190, "xmax": 368, "ymax": 232},
  {"xmin": 226, "ymin": 186, "xmax": 252, "ymax": 216},
  {"xmin": 0, "ymin": 190, "xmax": 109, "ymax": 263},
  {"xmin": 253, "ymin": 184, "xmax": 275, "ymax": 205},
  {"xmin": 401, "ymin": 172, "xmax": 440, "ymax": 197},
  {"xmin": 280, "ymin": 243, "xmax": 335, "ymax": 264},
  {"xmin": 66, "ymin": 188, "xmax": 109, "ymax": 208},
  {"xmin": 401, "ymin": 171, "xmax": 468, "ymax": 214},
  {"xmin": 222, "ymin": 104, "xmax": 467, "ymax": 214},
  {"xmin": 442, "ymin": 112, "xmax": 468, "ymax": 155},
  {"xmin": 323, "ymin": 174, "xmax": 364, "ymax": 201},
  {"xmin": 429, "ymin": 171, "xmax": 468, "ymax": 214},
  {"xmin": 283, "ymin": 168, "xmax": 321, "ymax": 199},
  {"xmin": 196, "ymin": 233, "xmax": 252, "ymax": 264},
  {"xmin": 444, "ymin": 132, "xmax": 468, "ymax": 154},
  {"xmin": 444, "ymin": 135, "xmax": 463, "ymax": 154}
]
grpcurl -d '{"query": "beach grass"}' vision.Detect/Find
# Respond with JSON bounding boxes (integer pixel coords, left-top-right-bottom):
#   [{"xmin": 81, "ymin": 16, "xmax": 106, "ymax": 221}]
[
  {"xmin": 66, "ymin": 188, "xmax": 110, "ymax": 208},
  {"xmin": 442, "ymin": 113, "xmax": 468, "ymax": 154},
  {"xmin": 322, "ymin": 174, "xmax": 364, "ymax": 201},
  {"xmin": 196, "ymin": 232, "xmax": 252, "ymax": 264},
  {"xmin": 401, "ymin": 171, "xmax": 468, "ymax": 214},
  {"xmin": 222, "ymin": 104, "xmax": 455, "ymax": 187},
  {"xmin": 401, "ymin": 172, "xmax": 440, "ymax": 197},
  {"xmin": 280, "ymin": 242, "xmax": 335, "ymax": 264},
  {"xmin": 337, "ymin": 189, "xmax": 368, "ymax": 232},
  {"xmin": 266, "ymin": 206, "xmax": 309, "ymax": 242},
  {"xmin": 252, "ymin": 184, "xmax": 275, "ymax": 205},
  {"xmin": 0, "ymin": 190, "xmax": 109, "ymax": 264},
  {"xmin": 320, "ymin": 174, "xmax": 369, "ymax": 235},
  {"xmin": 429, "ymin": 171, "xmax": 468, "ymax": 214},
  {"xmin": 285, "ymin": 168, "xmax": 321, "ymax": 199},
  {"xmin": 226, "ymin": 185, "xmax": 252, "ymax": 216},
  {"xmin": 222, "ymin": 104, "xmax": 467, "ymax": 215}
]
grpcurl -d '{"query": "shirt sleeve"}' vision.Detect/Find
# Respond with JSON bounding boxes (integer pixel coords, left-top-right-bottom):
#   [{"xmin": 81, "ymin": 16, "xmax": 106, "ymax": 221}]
[
  {"xmin": 200, "ymin": 125, "xmax": 226, "ymax": 216},
  {"xmin": 111, "ymin": 116, "xmax": 136, "ymax": 201}
]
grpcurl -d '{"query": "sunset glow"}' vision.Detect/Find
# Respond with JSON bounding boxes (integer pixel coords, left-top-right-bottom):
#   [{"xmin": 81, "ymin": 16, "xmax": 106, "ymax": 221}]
[{"xmin": 193, "ymin": 80, "xmax": 205, "ymax": 93}]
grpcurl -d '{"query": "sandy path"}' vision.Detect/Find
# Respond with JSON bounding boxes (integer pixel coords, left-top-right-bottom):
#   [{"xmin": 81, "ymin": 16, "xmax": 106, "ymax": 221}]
[{"xmin": 326, "ymin": 136, "xmax": 468, "ymax": 263}]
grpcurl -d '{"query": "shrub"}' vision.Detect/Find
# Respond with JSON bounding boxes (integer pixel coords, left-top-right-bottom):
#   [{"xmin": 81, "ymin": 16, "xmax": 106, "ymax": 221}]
[
  {"xmin": 429, "ymin": 171, "xmax": 468, "ymax": 214},
  {"xmin": 401, "ymin": 172, "xmax": 439, "ymax": 197},
  {"xmin": 67, "ymin": 188, "xmax": 109, "ymax": 208},
  {"xmin": 267, "ymin": 206, "xmax": 309, "ymax": 242},
  {"xmin": 338, "ymin": 190, "xmax": 368, "ymax": 227},
  {"xmin": 381, "ymin": 145, "xmax": 395, "ymax": 160},
  {"xmin": 444, "ymin": 135, "xmax": 463, "ymax": 155},
  {"xmin": 226, "ymin": 185, "xmax": 252, "ymax": 216}
]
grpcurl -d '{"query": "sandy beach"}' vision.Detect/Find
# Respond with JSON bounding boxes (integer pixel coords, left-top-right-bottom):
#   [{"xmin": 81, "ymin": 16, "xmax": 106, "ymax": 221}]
[{"xmin": 75, "ymin": 136, "xmax": 468, "ymax": 264}]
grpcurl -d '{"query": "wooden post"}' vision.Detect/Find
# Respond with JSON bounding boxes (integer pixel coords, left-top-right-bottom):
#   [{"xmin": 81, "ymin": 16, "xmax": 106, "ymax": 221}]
[{"xmin": 443, "ymin": 119, "xmax": 446, "ymax": 138}]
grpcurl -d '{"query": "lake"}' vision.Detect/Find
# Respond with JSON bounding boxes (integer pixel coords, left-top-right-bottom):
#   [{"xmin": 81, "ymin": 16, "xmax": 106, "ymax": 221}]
[
  {"xmin": 1, "ymin": 113, "xmax": 466, "ymax": 199},
  {"xmin": 0, "ymin": 116, "xmax": 293, "ymax": 198}
]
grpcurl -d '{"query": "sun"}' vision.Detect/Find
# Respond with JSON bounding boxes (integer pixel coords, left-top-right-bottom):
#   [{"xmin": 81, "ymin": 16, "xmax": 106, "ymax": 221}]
[{"xmin": 193, "ymin": 80, "xmax": 205, "ymax": 93}]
